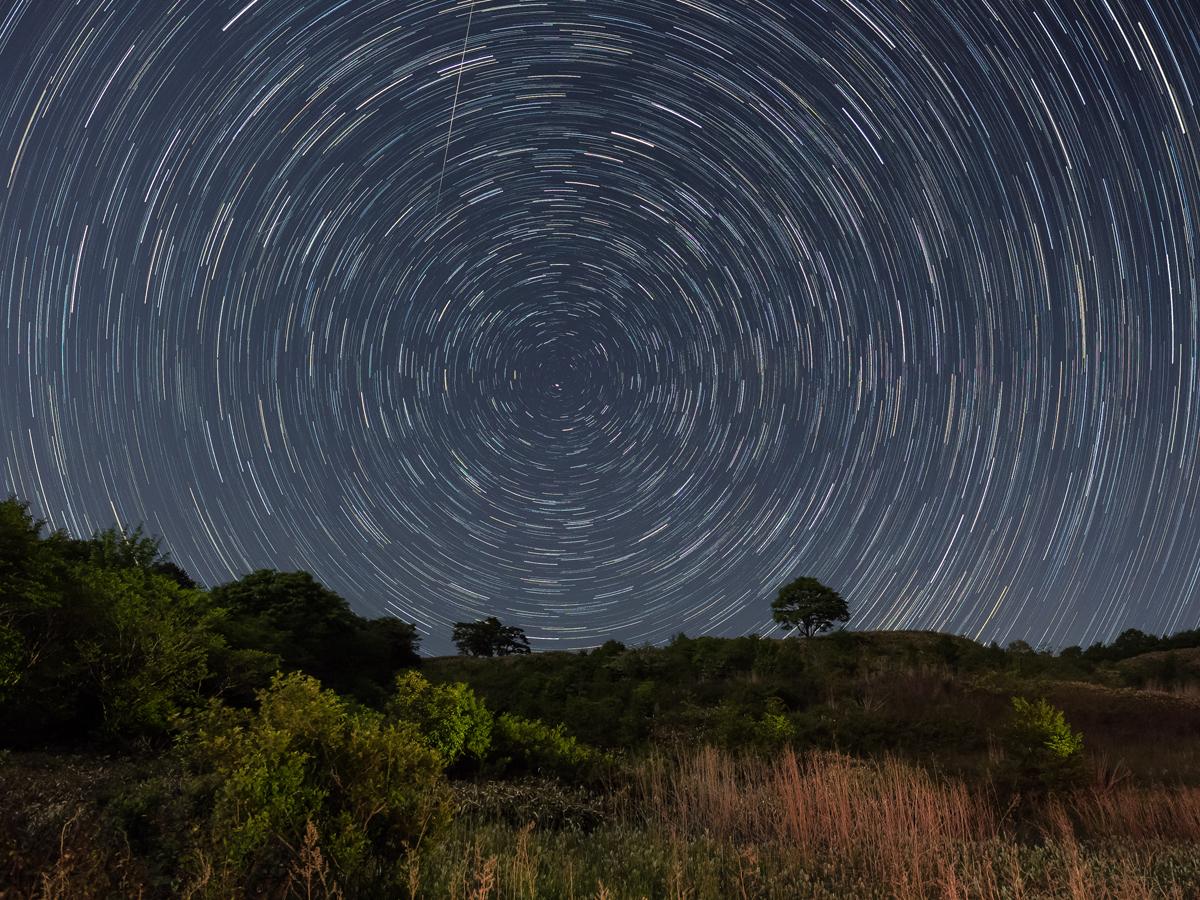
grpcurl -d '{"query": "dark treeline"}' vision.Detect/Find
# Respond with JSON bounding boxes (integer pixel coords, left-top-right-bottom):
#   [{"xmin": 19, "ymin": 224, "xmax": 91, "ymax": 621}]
[
  {"xmin": 4, "ymin": 494, "xmax": 1195, "ymax": 753},
  {"xmin": 3, "ymin": 492, "xmax": 1198, "ymax": 752}
]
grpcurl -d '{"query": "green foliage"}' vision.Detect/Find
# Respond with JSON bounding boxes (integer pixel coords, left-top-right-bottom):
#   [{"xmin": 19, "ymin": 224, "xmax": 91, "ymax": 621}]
[
  {"xmin": 79, "ymin": 524, "xmax": 168, "ymax": 573},
  {"xmin": 209, "ymin": 570, "xmax": 360, "ymax": 687},
  {"xmin": 75, "ymin": 567, "xmax": 223, "ymax": 739},
  {"xmin": 452, "ymin": 616, "xmax": 532, "ymax": 656},
  {"xmin": 388, "ymin": 670, "xmax": 493, "ymax": 765},
  {"xmin": 180, "ymin": 672, "xmax": 452, "ymax": 892},
  {"xmin": 756, "ymin": 697, "xmax": 797, "ymax": 746},
  {"xmin": 770, "ymin": 577, "xmax": 850, "ymax": 638},
  {"xmin": 710, "ymin": 696, "xmax": 797, "ymax": 751},
  {"xmin": 209, "ymin": 570, "xmax": 421, "ymax": 701},
  {"xmin": 0, "ymin": 496, "xmax": 224, "ymax": 745},
  {"xmin": 1, "ymin": 495, "xmax": 425, "ymax": 747},
  {"xmin": 0, "ymin": 497, "xmax": 68, "ymax": 612},
  {"xmin": 489, "ymin": 713, "xmax": 603, "ymax": 781},
  {"xmin": 1002, "ymin": 696, "xmax": 1086, "ymax": 792}
]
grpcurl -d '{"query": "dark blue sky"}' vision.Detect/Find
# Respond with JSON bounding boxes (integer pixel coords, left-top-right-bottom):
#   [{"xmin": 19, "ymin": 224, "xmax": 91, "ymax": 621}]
[{"xmin": 2, "ymin": 0, "xmax": 1199, "ymax": 653}]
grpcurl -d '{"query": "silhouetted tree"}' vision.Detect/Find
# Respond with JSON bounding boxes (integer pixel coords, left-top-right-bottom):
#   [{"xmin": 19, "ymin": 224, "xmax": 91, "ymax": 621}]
[
  {"xmin": 770, "ymin": 577, "xmax": 849, "ymax": 638},
  {"xmin": 1110, "ymin": 628, "xmax": 1160, "ymax": 658},
  {"xmin": 452, "ymin": 617, "xmax": 531, "ymax": 657}
]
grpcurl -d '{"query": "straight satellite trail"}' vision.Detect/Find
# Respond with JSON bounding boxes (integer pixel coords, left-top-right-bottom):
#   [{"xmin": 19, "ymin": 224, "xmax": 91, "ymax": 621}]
[
  {"xmin": 1, "ymin": 0, "xmax": 1198, "ymax": 654},
  {"xmin": 436, "ymin": 1, "xmax": 476, "ymax": 215}
]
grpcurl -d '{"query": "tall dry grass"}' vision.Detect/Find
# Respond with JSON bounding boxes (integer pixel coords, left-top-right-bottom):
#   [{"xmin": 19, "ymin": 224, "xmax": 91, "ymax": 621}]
[
  {"xmin": 1071, "ymin": 783, "xmax": 1200, "ymax": 842},
  {"xmin": 636, "ymin": 746, "xmax": 991, "ymax": 896},
  {"xmin": 632, "ymin": 746, "xmax": 1200, "ymax": 899}
]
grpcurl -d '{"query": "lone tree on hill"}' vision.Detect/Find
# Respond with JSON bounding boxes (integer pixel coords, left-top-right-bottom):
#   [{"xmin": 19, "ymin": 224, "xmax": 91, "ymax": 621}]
[
  {"xmin": 452, "ymin": 616, "xmax": 531, "ymax": 657},
  {"xmin": 771, "ymin": 577, "xmax": 849, "ymax": 638}
]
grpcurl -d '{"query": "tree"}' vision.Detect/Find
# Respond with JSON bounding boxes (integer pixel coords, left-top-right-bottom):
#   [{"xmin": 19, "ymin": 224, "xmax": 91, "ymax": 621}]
[
  {"xmin": 356, "ymin": 616, "xmax": 422, "ymax": 677},
  {"xmin": 452, "ymin": 617, "xmax": 531, "ymax": 657},
  {"xmin": 209, "ymin": 570, "xmax": 422, "ymax": 703},
  {"xmin": 1110, "ymin": 627, "xmax": 1160, "ymax": 659},
  {"xmin": 770, "ymin": 577, "xmax": 849, "ymax": 638},
  {"xmin": 209, "ymin": 569, "xmax": 361, "ymax": 690},
  {"xmin": 74, "ymin": 566, "xmax": 222, "ymax": 738},
  {"xmin": 0, "ymin": 497, "xmax": 223, "ymax": 744},
  {"xmin": 74, "ymin": 524, "xmax": 199, "ymax": 588}
]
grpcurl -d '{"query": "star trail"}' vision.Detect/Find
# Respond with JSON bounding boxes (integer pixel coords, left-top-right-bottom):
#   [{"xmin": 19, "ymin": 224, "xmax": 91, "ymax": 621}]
[{"xmin": 2, "ymin": 0, "xmax": 1199, "ymax": 653}]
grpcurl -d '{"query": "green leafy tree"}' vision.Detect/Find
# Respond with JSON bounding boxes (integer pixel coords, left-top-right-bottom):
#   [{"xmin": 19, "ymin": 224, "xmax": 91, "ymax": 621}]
[
  {"xmin": 387, "ymin": 670, "xmax": 492, "ymax": 764},
  {"xmin": 64, "ymin": 523, "xmax": 198, "ymax": 588},
  {"xmin": 0, "ymin": 496, "xmax": 71, "ymax": 635},
  {"xmin": 75, "ymin": 567, "xmax": 223, "ymax": 739},
  {"xmin": 770, "ymin": 577, "xmax": 849, "ymax": 638},
  {"xmin": 452, "ymin": 616, "xmax": 531, "ymax": 656},
  {"xmin": 0, "ymin": 498, "xmax": 221, "ymax": 743},
  {"xmin": 489, "ymin": 712, "xmax": 602, "ymax": 781},
  {"xmin": 209, "ymin": 571, "xmax": 422, "ymax": 699},
  {"xmin": 209, "ymin": 570, "xmax": 361, "ymax": 689}
]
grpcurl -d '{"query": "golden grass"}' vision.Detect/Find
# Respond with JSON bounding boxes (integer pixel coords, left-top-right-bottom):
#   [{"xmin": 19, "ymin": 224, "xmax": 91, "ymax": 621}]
[
  {"xmin": 637, "ymin": 746, "xmax": 990, "ymax": 896},
  {"xmin": 630, "ymin": 746, "xmax": 1200, "ymax": 899}
]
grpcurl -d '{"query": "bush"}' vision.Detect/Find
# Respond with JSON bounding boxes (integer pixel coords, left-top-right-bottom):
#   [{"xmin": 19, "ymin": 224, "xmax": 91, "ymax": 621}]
[
  {"xmin": 180, "ymin": 672, "xmax": 451, "ymax": 894},
  {"xmin": 387, "ymin": 670, "xmax": 493, "ymax": 765},
  {"xmin": 1001, "ymin": 696, "xmax": 1086, "ymax": 792},
  {"xmin": 489, "ymin": 713, "xmax": 604, "ymax": 782}
]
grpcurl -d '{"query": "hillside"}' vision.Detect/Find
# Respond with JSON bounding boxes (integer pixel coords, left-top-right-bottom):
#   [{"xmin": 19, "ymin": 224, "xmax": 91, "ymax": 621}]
[{"xmin": 423, "ymin": 629, "xmax": 1200, "ymax": 784}]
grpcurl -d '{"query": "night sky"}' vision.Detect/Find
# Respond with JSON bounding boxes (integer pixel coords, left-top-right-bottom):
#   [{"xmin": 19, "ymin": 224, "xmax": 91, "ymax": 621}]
[{"xmin": 2, "ymin": 0, "xmax": 1199, "ymax": 654}]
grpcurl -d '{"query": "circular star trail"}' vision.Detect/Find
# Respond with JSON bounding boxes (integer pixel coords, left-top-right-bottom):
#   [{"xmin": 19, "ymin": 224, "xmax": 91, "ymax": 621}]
[{"xmin": 2, "ymin": 0, "xmax": 1199, "ymax": 653}]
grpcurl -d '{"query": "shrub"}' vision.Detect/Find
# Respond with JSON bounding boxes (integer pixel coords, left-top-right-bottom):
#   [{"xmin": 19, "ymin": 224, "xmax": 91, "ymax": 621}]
[
  {"xmin": 180, "ymin": 672, "xmax": 451, "ymax": 893},
  {"xmin": 489, "ymin": 713, "xmax": 604, "ymax": 782},
  {"xmin": 755, "ymin": 697, "xmax": 798, "ymax": 747},
  {"xmin": 1001, "ymin": 696, "xmax": 1086, "ymax": 792},
  {"xmin": 388, "ymin": 670, "xmax": 493, "ymax": 765}
]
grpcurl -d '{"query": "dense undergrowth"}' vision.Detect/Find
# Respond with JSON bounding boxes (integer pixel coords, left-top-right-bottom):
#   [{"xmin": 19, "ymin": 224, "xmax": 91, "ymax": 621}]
[{"xmin": 4, "ymin": 494, "xmax": 1200, "ymax": 897}]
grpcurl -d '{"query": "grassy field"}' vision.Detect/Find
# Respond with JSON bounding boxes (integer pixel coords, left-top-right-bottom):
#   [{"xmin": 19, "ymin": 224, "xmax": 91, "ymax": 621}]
[{"xmin": 5, "ymin": 744, "xmax": 1200, "ymax": 898}]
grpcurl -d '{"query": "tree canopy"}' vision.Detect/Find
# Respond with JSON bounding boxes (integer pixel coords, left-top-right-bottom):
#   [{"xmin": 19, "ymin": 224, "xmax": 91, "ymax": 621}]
[
  {"xmin": 0, "ymin": 496, "xmax": 423, "ymax": 744},
  {"xmin": 770, "ymin": 577, "xmax": 849, "ymax": 638},
  {"xmin": 452, "ymin": 617, "xmax": 531, "ymax": 657}
]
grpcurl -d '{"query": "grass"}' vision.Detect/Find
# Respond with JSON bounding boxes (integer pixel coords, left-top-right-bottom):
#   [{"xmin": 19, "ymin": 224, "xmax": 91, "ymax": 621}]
[
  {"xmin": 6, "ymin": 744, "xmax": 1200, "ymax": 898},
  {"xmin": 403, "ymin": 748, "xmax": 1200, "ymax": 899}
]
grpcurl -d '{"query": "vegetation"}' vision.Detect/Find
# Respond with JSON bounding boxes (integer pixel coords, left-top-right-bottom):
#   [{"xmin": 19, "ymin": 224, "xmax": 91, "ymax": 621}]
[
  {"xmin": 770, "ymin": 576, "xmax": 849, "ymax": 637},
  {"xmin": 452, "ymin": 616, "xmax": 532, "ymax": 657},
  {"xmin": 4, "ymin": 493, "xmax": 1200, "ymax": 897},
  {"xmin": 179, "ymin": 672, "xmax": 452, "ymax": 895},
  {"xmin": 1002, "ymin": 695, "xmax": 1087, "ymax": 792}
]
